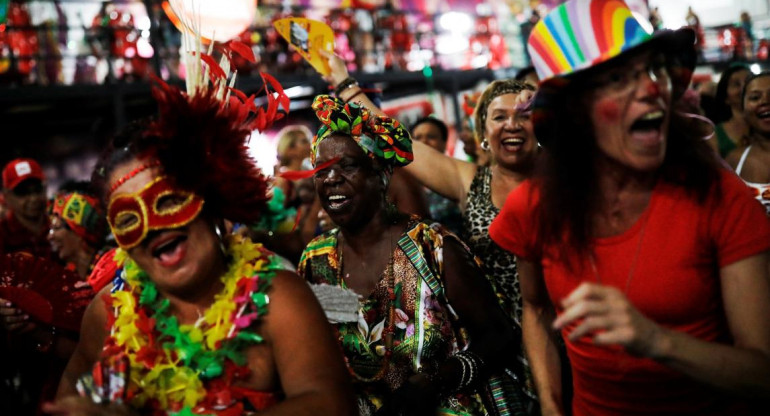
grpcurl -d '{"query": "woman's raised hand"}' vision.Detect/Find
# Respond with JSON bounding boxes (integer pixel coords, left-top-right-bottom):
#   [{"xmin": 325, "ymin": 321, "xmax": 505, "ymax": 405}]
[
  {"xmin": 514, "ymin": 88, "xmax": 535, "ymax": 110},
  {"xmin": 318, "ymin": 49, "xmax": 350, "ymax": 87},
  {"xmin": 552, "ymin": 282, "xmax": 668, "ymax": 358},
  {"xmin": 0, "ymin": 298, "xmax": 34, "ymax": 333}
]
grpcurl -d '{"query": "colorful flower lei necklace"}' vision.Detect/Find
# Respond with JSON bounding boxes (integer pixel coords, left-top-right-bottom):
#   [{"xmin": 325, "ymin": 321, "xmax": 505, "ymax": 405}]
[{"xmin": 107, "ymin": 234, "xmax": 280, "ymax": 413}]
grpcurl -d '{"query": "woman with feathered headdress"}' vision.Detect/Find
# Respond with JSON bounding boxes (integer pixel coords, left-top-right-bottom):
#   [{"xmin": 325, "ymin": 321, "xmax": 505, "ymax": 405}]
[{"xmin": 45, "ymin": 6, "xmax": 355, "ymax": 415}]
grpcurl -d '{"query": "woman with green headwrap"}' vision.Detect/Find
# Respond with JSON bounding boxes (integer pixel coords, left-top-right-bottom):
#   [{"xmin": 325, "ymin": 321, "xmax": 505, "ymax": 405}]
[{"xmin": 299, "ymin": 95, "xmax": 520, "ymax": 416}]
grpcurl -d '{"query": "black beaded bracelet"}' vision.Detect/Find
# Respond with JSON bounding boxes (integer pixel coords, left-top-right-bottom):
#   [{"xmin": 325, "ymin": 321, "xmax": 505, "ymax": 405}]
[
  {"xmin": 334, "ymin": 76, "xmax": 358, "ymax": 96},
  {"xmin": 454, "ymin": 350, "xmax": 485, "ymax": 390}
]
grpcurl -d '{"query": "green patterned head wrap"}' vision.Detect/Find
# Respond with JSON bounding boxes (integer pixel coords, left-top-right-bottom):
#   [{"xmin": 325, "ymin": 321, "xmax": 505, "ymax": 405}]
[{"xmin": 311, "ymin": 95, "xmax": 413, "ymax": 171}]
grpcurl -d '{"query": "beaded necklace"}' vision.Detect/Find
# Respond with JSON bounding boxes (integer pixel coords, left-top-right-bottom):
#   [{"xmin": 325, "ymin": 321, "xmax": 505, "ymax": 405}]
[
  {"xmin": 108, "ymin": 234, "xmax": 276, "ymax": 412},
  {"xmin": 336, "ymin": 236, "xmax": 396, "ymax": 383}
]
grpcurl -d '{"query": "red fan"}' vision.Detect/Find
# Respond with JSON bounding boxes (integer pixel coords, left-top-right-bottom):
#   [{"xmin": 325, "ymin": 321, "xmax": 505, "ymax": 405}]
[{"xmin": 0, "ymin": 252, "xmax": 93, "ymax": 332}]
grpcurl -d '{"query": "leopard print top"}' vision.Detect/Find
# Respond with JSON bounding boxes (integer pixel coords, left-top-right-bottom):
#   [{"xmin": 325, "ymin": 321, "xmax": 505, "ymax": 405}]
[
  {"xmin": 462, "ymin": 166, "xmax": 522, "ymax": 326},
  {"xmin": 462, "ymin": 167, "xmax": 538, "ymax": 402}
]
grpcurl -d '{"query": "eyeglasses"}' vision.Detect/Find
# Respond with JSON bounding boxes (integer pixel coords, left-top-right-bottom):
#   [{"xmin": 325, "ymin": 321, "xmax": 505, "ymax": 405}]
[{"xmin": 588, "ymin": 53, "xmax": 671, "ymax": 98}]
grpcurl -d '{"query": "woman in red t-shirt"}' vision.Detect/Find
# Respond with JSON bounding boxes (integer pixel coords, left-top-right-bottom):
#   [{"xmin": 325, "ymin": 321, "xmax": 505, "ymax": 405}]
[{"xmin": 489, "ymin": 1, "xmax": 770, "ymax": 415}]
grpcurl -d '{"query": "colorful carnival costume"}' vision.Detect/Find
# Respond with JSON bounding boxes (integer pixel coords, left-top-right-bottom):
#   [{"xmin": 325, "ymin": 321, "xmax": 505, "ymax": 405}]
[
  {"xmin": 80, "ymin": 234, "xmax": 283, "ymax": 415},
  {"xmin": 73, "ymin": 2, "xmax": 292, "ymax": 413},
  {"xmin": 302, "ymin": 95, "xmax": 524, "ymax": 416},
  {"xmin": 300, "ymin": 220, "xmax": 495, "ymax": 415}
]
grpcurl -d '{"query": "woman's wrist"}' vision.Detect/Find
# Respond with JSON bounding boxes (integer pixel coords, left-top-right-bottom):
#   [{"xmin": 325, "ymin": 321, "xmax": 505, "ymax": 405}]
[
  {"xmin": 647, "ymin": 325, "xmax": 674, "ymax": 361},
  {"xmin": 333, "ymin": 76, "xmax": 358, "ymax": 96},
  {"xmin": 340, "ymin": 87, "xmax": 365, "ymax": 104},
  {"xmin": 429, "ymin": 350, "xmax": 486, "ymax": 395}
]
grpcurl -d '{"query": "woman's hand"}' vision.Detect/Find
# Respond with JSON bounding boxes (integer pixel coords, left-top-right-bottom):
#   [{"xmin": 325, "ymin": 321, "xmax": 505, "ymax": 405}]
[
  {"xmin": 514, "ymin": 88, "xmax": 535, "ymax": 111},
  {"xmin": 42, "ymin": 397, "xmax": 138, "ymax": 416},
  {"xmin": 0, "ymin": 298, "xmax": 35, "ymax": 333},
  {"xmin": 375, "ymin": 374, "xmax": 440, "ymax": 416},
  {"xmin": 318, "ymin": 49, "xmax": 349, "ymax": 87},
  {"xmin": 553, "ymin": 282, "xmax": 667, "ymax": 358}
]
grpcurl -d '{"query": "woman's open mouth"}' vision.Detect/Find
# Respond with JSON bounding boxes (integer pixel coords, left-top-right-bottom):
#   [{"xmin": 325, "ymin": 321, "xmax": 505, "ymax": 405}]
[
  {"xmin": 326, "ymin": 194, "xmax": 351, "ymax": 211},
  {"xmin": 629, "ymin": 110, "xmax": 665, "ymax": 146},
  {"xmin": 149, "ymin": 233, "xmax": 188, "ymax": 268},
  {"xmin": 501, "ymin": 137, "xmax": 526, "ymax": 152},
  {"xmin": 755, "ymin": 109, "xmax": 770, "ymax": 124}
]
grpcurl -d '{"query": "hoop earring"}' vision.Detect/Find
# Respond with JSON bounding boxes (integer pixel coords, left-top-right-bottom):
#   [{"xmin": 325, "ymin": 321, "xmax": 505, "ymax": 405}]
[
  {"xmin": 480, "ymin": 139, "xmax": 489, "ymax": 151},
  {"xmin": 213, "ymin": 223, "xmax": 227, "ymax": 256}
]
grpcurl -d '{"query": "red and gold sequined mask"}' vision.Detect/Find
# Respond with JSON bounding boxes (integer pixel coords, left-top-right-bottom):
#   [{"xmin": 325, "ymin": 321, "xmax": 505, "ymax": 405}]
[{"xmin": 107, "ymin": 176, "xmax": 204, "ymax": 249}]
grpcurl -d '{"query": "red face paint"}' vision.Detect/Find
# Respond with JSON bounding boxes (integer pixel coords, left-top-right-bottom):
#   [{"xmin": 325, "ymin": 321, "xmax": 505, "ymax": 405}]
[
  {"xmin": 646, "ymin": 81, "xmax": 660, "ymax": 98},
  {"xmin": 596, "ymin": 98, "xmax": 620, "ymax": 122}
]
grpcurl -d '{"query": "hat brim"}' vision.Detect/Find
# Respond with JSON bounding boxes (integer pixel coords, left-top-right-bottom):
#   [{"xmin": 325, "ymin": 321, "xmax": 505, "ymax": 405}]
[
  {"xmin": 7, "ymin": 175, "xmax": 45, "ymax": 191},
  {"xmin": 532, "ymin": 28, "xmax": 696, "ymax": 147}
]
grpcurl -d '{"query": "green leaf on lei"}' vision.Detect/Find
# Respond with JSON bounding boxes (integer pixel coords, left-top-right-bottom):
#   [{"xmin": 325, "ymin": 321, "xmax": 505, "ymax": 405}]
[
  {"xmin": 139, "ymin": 280, "xmax": 158, "ymax": 305},
  {"xmin": 251, "ymin": 292, "xmax": 269, "ymax": 311},
  {"xmin": 172, "ymin": 407, "xmax": 210, "ymax": 416},
  {"xmin": 198, "ymin": 356, "xmax": 223, "ymax": 379},
  {"xmin": 236, "ymin": 331, "xmax": 264, "ymax": 345}
]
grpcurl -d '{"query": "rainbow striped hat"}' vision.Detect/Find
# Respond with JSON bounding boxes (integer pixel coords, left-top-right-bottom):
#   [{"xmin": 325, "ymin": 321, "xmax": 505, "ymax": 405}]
[
  {"xmin": 528, "ymin": 0, "xmax": 654, "ymax": 81},
  {"xmin": 527, "ymin": 0, "xmax": 696, "ymax": 145}
]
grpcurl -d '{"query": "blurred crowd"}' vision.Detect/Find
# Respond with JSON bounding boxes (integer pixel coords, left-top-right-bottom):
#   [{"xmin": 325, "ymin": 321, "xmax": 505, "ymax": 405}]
[{"xmin": 1, "ymin": 1, "xmax": 769, "ymax": 416}]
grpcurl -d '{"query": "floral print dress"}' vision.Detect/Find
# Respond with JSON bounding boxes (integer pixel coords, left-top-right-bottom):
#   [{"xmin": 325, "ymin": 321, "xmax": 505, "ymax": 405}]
[{"xmin": 299, "ymin": 220, "xmax": 490, "ymax": 416}]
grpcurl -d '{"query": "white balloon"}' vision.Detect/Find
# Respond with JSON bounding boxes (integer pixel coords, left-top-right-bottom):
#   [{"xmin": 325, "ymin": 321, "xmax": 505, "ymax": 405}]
[{"xmin": 166, "ymin": 0, "xmax": 256, "ymax": 42}]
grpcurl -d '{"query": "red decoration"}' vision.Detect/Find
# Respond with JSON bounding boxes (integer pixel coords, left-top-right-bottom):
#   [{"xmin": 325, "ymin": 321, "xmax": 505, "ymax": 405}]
[
  {"xmin": 0, "ymin": 252, "xmax": 92, "ymax": 332},
  {"xmin": 107, "ymin": 176, "xmax": 204, "ymax": 249}
]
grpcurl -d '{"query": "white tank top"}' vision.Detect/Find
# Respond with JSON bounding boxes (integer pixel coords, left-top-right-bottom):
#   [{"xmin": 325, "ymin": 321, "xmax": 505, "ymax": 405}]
[{"xmin": 736, "ymin": 146, "xmax": 770, "ymax": 215}]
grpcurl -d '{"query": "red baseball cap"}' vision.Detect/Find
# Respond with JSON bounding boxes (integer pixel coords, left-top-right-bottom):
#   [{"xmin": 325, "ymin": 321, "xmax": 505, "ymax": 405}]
[{"xmin": 2, "ymin": 158, "xmax": 45, "ymax": 190}]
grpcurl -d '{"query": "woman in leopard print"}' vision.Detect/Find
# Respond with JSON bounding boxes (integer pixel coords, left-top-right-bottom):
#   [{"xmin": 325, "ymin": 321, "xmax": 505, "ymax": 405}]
[{"xmin": 405, "ymin": 79, "xmax": 541, "ymax": 411}]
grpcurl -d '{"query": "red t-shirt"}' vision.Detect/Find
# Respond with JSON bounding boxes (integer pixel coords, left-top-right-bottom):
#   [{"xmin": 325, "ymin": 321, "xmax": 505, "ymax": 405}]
[{"xmin": 490, "ymin": 169, "xmax": 770, "ymax": 416}]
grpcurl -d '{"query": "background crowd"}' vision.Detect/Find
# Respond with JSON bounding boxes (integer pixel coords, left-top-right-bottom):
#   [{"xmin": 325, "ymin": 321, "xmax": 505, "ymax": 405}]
[{"xmin": 1, "ymin": 0, "xmax": 769, "ymax": 415}]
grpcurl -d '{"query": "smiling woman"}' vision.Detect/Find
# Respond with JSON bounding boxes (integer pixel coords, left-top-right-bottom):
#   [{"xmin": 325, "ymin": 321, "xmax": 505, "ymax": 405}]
[
  {"xmin": 299, "ymin": 95, "xmax": 521, "ymax": 416},
  {"xmin": 47, "ymin": 38, "xmax": 355, "ymax": 416},
  {"xmin": 727, "ymin": 71, "xmax": 770, "ymax": 214},
  {"xmin": 489, "ymin": 1, "xmax": 770, "ymax": 415}
]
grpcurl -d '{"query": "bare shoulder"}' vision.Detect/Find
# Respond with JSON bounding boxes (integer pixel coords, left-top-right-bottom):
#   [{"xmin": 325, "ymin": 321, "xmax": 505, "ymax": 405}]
[
  {"xmin": 745, "ymin": 147, "xmax": 770, "ymax": 182},
  {"xmin": 268, "ymin": 270, "xmax": 316, "ymax": 304},
  {"xmin": 725, "ymin": 145, "xmax": 749, "ymax": 170},
  {"xmin": 81, "ymin": 285, "xmax": 111, "ymax": 343},
  {"xmin": 263, "ymin": 270, "xmax": 328, "ymax": 327}
]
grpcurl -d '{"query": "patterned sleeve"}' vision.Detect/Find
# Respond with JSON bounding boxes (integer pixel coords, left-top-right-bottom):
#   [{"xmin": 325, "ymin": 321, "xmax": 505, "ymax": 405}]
[
  {"xmin": 297, "ymin": 230, "xmax": 339, "ymax": 283},
  {"xmin": 297, "ymin": 248, "xmax": 310, "ymax": 279}
]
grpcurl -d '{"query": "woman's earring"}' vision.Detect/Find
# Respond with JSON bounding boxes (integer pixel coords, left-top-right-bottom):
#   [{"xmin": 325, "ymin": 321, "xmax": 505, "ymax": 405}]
[
  {"xmin": 213, "ymin": 223, "xmax": 227, "ymax": 256},
  {"xmin": 480, "ymin": 139, "xmax": 490, "ymax": 151}
]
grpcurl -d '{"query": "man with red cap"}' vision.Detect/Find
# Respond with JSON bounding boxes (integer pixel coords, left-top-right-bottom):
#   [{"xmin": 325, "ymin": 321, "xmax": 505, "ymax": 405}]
[{"xmin": 0, "ymin": 158, "xmax": 51, "ymax": 258}]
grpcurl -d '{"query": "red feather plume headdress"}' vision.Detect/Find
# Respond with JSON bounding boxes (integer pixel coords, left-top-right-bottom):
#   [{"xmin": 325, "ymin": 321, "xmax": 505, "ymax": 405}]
[{"xmin": 143, "ymin": 0, "xmax": 290, "ymax": 225}]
